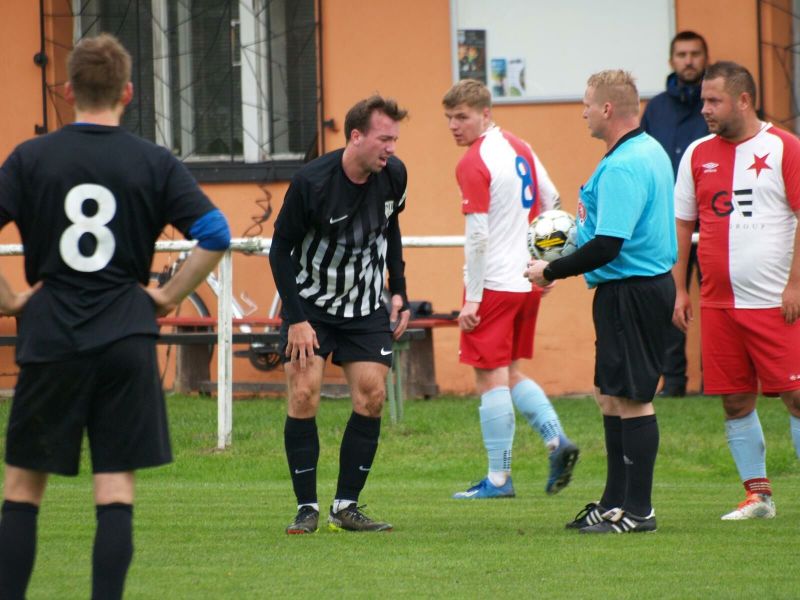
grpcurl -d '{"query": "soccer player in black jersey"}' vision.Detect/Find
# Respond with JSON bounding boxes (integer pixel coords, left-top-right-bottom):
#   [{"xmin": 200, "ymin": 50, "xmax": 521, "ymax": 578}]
[
  {"xmin": 0, "ymin": 34, "xmax": 229, "ymax": 599},
  {"xmin": 269, "ymin": 96, "xmax": 410, "ymax": 533}
]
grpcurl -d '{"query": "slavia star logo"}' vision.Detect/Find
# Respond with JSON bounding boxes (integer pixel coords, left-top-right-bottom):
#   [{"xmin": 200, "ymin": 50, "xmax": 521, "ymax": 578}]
[{"xmin": 747, "ymin": 153, "xmax": 771, "ymax": 178}]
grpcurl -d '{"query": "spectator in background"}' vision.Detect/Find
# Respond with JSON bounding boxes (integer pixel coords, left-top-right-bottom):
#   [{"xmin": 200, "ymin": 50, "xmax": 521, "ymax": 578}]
[{"xmin": 641, "ymin": 30, "xmax": 710, "ymax": 397}]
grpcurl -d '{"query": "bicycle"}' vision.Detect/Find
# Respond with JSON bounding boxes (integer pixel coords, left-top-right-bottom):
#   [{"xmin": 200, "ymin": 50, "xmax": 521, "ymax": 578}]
[{"xmin": 150, "ymin": 252, "xmax": 283, "ymax": 384}]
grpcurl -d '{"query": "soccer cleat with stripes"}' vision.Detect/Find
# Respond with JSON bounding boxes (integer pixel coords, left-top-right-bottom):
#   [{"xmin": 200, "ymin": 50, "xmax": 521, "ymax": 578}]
[
  {"xmin": 579, "ymin": 507, "xmax": 657, "ymax": 534},
  {"xmin": 546, "ymin": 436, "xmax": 580, "ymax": 495},
  {"xmin": 720, "ymin": 493, "xmax": 776, "ymax": 521},
  {"xmin": 328, "ymin": 504, "xmax": 393, "ymax": 532},
  {"xmin": 452, "ymin": 477, "xmax": 516, "ymax": 499},
  {"xmin": 565, "ymin": 501, "xmax": 606, "ymax": 529},
  {"xmin": 285, "ymin": 505, "xmax": 319, "ymax": 534}
]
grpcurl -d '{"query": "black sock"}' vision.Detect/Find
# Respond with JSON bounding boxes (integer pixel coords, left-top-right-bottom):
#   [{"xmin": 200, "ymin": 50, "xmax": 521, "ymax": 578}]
[
  {"xmin": 600, "ymin": 415, "xmax": 625, "ymax": 509},
  {"xmin": 92, "ymin": 503, "xmax": 133, "ymax": 600},
  {"xmin": 0, "ymin": 500, "xmax": 39, "ymax": 600},
  {"xmin": 335, "ymin": 412, "xmax": 381, "ymax": 502},
  {"xmin": 284, "ymin": 416, "xmax": 320, "ymax": 506},
  {"xmin": 621, "ymin": 415, "xmax": 659, "ymax": 517}
]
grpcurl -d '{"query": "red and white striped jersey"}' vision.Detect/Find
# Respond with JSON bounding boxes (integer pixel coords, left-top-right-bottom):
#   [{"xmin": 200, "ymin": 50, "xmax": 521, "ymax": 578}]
[
  {"xmin": 675, "ymin": 123, "xmax": 800, "ymax": 308},
  {"xmin": 456, "ymin": 126, "xmax": 559, "ymax": 292}
]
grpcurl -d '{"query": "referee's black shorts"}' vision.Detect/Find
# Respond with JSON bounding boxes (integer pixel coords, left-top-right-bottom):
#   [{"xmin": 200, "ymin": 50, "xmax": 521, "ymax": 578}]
[
  {"xmin": 592, "ymin": 272, "xmax": 675, "ymax": 402},
  {"xmin": 5, "ymin": 335, "xmax": 172, "ymax": 476}
]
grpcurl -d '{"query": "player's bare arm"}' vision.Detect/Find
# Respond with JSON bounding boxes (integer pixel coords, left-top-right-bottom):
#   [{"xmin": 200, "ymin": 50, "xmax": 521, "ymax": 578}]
[
  {"xmin": 145, "ymin": 247, "xmax": 224, "ymax": 317},
  {"xmin": 672, "ymin": 218, "xmax": 696, "ymax": 332},
  {"xmin": 0, "ymin": 276, "xmax": 39, "ymax": 316},
  {"xmin": 781, "ymin": 211, "xmax": 800, "ymax": 324}
]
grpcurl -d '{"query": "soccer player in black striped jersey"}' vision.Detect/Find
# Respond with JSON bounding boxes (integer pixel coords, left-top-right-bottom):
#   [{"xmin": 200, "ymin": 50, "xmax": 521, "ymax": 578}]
[
  {"xmin": 0, "ymin": 34, "xmax": 229, "ymax": 598},
  {"xmin": 269, "ymin": 96, "xmax": 410, "ymax": 533}
]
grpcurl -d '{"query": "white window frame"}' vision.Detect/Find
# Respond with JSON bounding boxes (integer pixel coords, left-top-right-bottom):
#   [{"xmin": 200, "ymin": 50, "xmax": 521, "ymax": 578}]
[{"xmin": 73, "ymin": 0, "xmax": 303, "ymax": 163}]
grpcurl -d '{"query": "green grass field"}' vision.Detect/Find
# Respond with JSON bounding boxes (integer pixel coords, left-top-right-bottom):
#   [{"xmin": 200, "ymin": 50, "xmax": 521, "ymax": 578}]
[{"xmin": 2, "ymin": 394, "xmax": 799, "ymax": 599}]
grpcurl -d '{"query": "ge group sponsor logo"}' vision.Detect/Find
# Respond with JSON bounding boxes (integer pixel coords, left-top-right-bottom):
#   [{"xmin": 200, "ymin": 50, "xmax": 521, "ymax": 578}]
[{"xmin": 711, "ymin": 188, "xmax": 754, "ymax": 217}]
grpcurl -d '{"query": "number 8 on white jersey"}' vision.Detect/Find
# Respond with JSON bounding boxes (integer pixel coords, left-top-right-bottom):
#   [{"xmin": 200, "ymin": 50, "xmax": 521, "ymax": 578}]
[{"xmin": 59, "ymin": 183, "xmax": 116, "ymax": 272}]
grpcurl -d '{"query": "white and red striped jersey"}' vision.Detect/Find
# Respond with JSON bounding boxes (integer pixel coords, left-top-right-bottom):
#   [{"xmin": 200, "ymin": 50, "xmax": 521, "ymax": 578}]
[
  {"xmin": 675, "ymin": 123, "xmax": 800, "ymax": 308},
  {"xmin": 456, "ymin": 126, "xmax": 559, "ymax": 292}
]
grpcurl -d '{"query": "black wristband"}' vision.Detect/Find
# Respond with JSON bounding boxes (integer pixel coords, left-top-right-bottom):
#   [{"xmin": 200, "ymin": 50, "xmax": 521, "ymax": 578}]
[{"xmin": 388, "ymin": 275, "xmax": 406, "ymax": 296}]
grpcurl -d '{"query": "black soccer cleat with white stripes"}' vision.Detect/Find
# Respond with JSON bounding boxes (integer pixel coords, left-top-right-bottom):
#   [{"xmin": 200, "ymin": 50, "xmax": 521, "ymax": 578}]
[
  {"xmin": 579, "ymin": 507, "xmax": 657, "ymax": 534},
  {"xmin": 565, "ymin": 502, "xmax": 606, "ymax": 529}
]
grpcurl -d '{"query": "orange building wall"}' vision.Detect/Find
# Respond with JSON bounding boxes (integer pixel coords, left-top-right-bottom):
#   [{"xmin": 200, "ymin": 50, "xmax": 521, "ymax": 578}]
[
  {"xmin": 0, "ymin": 0, "xmax": 43, "ymax": 386},
  {"xmin": 0, "ymin": 1, "xmax": 782, "ymax": 395}
]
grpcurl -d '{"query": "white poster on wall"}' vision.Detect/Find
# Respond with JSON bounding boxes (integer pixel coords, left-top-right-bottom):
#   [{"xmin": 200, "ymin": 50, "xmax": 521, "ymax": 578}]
[{"xmin": 451, "ymin": 0, "xmax": 675, "ymax": 103}]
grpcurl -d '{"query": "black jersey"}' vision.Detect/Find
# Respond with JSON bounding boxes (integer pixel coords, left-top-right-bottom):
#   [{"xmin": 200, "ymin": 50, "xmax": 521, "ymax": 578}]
[
  {"xmin": 273, "ymin": 149, "xmax": 407, "ymax": 319},
  {"xmin": 0, "ymin": 124, "xmax": 215, "ymax": 363}
]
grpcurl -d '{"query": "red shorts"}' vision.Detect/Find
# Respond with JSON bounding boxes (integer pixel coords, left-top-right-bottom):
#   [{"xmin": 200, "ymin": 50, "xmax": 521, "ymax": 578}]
[
  {"xmin": 701, "ymin": 306, "xmax": 800, "ymax": 395},
  {"xmin": 459, "ymin": 289, "xmax": 541, "ymax": 369}
]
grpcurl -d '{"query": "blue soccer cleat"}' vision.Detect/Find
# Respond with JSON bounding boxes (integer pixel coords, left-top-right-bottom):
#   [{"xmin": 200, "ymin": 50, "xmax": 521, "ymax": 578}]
[
  {"xmin": 546, "ymin": 435, "xmax": 580, "ymax": 495},
  {"xmin": 452, "ymin": 477, "xmax": 516, "ymax": 499}
]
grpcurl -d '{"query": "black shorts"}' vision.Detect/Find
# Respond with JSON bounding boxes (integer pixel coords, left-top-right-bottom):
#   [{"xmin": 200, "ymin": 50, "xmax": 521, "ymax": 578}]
[
  {"xmin": 280, "ymin": 300, "xmax": 393, "ymax": 367},
  {"xmin": 593, "ymin": 273, "xmax": 675, "ymax": 402},
  {"xmin": 5, "ymin": 335, "xmax": 172, "ymax": 476}
]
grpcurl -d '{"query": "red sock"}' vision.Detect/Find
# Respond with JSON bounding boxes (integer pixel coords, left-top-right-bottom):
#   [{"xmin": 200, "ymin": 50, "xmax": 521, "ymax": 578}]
[{"xmin": 744, "ymin": 477, "xmax": 772, "ymax": 496}]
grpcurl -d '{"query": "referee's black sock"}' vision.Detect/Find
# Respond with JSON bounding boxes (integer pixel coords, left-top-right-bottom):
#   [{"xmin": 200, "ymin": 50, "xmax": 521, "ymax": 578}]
[
  {"xmin": 284, "ymin": 416, "xmax": 320, "ymax": 506},
  {"xmin": 621, "ymin": 415, "xmax": 659, "ymax": 517},
  {"xmin": 92, "ymin": 503, "xmax": 133, "ymax": 600},
  {"xmin": 0, "ymin": 500, "xmax": 39, "ymax": 600},
  {"xmin": 335, "ymin": 412, "xmax": 381, "ymax": 503},
  {"xmin": 600, "ymin": 415, "xmax": 626, "ymax": 509}
]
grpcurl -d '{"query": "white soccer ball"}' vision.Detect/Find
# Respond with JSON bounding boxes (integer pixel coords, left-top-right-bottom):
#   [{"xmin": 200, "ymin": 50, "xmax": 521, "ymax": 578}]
[{"xmin": 527, "ymin": 209, "xmax": 578, "ymax": 262}]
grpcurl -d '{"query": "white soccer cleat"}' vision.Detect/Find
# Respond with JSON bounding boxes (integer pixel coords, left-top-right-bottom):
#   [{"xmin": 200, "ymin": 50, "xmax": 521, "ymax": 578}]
[{"xmin": 720, "ymin": 493, "xmax": 776, "ymax": 520}]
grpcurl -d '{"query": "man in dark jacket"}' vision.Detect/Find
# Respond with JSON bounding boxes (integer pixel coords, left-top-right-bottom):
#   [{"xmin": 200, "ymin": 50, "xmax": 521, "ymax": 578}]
[{"xmin": 641, "ymin": 30, "xmax": 709, "ymax": 397}]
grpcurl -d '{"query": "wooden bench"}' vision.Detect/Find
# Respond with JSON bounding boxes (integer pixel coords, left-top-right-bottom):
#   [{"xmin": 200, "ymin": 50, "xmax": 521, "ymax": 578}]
[{"xmin": 157, "ymin": 315, "xmax": 458, "ymax": 422}]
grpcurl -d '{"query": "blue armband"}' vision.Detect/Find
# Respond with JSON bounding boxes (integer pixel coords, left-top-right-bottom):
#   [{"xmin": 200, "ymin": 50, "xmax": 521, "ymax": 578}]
[{"xmin": 189, "ymin": 209, "xmax": 231, "ymax": 250}]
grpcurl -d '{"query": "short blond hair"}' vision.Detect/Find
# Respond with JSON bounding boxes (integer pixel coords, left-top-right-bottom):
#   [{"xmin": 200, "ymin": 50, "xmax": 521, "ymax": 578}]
[
  {"xmin": 442, "ymin": 79, "xmax": 492, "ymax": 110},
  {"xmin": 586, "ymin": 70, "xmax": 639, "ymax": 117}
]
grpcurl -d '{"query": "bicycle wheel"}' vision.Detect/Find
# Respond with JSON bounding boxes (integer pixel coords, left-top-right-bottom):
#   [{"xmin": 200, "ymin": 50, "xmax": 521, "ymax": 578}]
[
  {"xmin": 247, "ymin": 292, "xmax": 282, "ymax": 371},
  {"xmin": 149, "ymin": 272, "xmax": 212, "ymax": 391}
]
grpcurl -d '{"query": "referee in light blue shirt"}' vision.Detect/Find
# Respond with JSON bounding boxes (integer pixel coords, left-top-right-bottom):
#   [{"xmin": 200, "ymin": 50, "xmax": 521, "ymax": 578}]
[{"xmin": 526, "ymin": 70, "xmax": 676, "ymax": 534}]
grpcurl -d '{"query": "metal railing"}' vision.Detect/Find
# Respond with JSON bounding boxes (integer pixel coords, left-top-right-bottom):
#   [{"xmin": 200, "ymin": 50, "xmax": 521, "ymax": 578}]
[{"xmin": 0, "ymin": 236, "xmax": 466, "ymax": 448}]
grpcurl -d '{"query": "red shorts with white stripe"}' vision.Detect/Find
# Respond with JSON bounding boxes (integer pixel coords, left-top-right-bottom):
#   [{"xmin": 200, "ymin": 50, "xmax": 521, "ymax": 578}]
[
  {"xmin": 701, "ymin": 306, "xmax": 800, "ymax": 395},
  {"xmin": 459, "ymin": 288, "xmax": 541, "ymax": 370}
]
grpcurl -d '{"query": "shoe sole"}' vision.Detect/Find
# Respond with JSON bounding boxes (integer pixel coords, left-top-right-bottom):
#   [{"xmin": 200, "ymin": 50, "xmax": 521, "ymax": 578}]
[
  {"xmin": 579, "ymin": 526, "xmax": 657, "ymax": 534},
  {"xmin": 452, "ymin": 493, "xmax": 516, "ymax": 500},
  {"xmin": 328, "ymin": 522, "xmax": 393, "ymax": 533},
  {"xmin": 286, "ymin": 527, "xmax": 318, "ymax": 535},
  {"xmin": 546, "ymin": 447, "xmax": 580, "ymax": 495},
  {"xmin": 721, "ymin": 511, "xmax": 776, "ymax": 521}
]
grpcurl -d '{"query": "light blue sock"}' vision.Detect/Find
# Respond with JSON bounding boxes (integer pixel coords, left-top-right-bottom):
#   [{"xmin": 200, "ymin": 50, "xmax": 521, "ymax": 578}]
[
  {"xmin": 725, "ymin": 410, "xmax": 767, "ymax": 481},
  {"xmin": 511, "ymin": 379, "xmax": 564, "ymax": 447},
  {"xmin": 790, "ymin": 415, "xmax": 800, "ymax": 460},
  {"xmin": 479, "ymin": 387, "xmax": 515, "ymax": 473}
]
